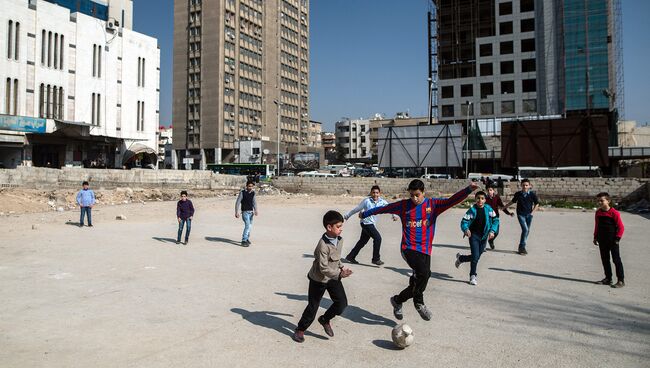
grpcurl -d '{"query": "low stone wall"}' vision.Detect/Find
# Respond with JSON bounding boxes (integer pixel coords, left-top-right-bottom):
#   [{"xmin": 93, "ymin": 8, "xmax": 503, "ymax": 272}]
[
  {"xmin": 271, "ymin": 176, "xmax": 649, "ymax": 202},
  {"xmin": 0, "ymin": 167, "xmax": 246, "ymax": 190}
]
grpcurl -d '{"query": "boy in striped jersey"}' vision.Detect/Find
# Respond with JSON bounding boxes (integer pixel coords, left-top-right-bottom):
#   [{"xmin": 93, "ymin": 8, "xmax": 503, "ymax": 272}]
[{"xmin": 360, "ymin": 179, "xmax": 478, "ymax": 321}]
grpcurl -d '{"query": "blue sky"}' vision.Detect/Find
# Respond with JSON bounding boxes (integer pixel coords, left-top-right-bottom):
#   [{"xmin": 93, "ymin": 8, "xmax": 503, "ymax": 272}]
[{"xmin": 133, "ymin": 0, "xmax": 650, "ymax": 131}]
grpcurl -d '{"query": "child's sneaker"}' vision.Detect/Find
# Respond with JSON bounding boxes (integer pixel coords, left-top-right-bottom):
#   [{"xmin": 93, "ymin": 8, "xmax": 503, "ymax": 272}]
[
  {"xmin": 469, "ymin": 275, "xmax": 478, "ymax": 285},
  {"xmin": 455, "ymin": 253, "xmax": 461, "ymax": 268},
  {"xmin": 414, "ymin": 303, "xmax": 432, "ymax": 321},
  {"xmin": 488, "ymin": 240, "xmax": 495, "ymax": 249},
  {"xmin": 241, "ymin": 241, "xmax": 249, "ymax": 247},
  {"xmin": 318, "ymin": 316, "xmax": 334, "ymax": 337},
  {"xmin": 390, "ymin": 296, "xmax": 403, "ymax": 320},
  {"xmin": 611, "ymin": 280, "xmax": 625, "ymax": 288},
  {"xmin": 292, "ymin": 329, "xmax": 305, "ymax": 343},
  {"xmin": 345, "ymin": 257, "xmax": 359, "ymax": 264}
]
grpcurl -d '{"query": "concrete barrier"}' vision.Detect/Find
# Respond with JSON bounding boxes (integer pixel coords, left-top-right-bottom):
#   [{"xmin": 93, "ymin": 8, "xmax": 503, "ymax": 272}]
[{"xmin": 0, "ymin": 167, "xmax": 246, "ymax": 190}]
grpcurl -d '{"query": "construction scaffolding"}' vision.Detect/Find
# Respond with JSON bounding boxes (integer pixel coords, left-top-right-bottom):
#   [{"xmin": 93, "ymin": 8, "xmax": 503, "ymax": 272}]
[{"xmin": 427, "ymin": 0, "xmax": 439, "ymax": 123}]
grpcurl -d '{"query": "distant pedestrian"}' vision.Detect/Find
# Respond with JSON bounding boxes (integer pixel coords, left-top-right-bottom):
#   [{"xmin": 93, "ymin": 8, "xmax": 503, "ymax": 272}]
[
  {"xmin": 504, "ymin": 179, "xmax": 539, "ymax": 255},
  {"xmin": 235, "ymin": 180, "xmax": 258, "ymax": 247},
  {"xmin": 176, "ymin": 190, "xmax": 194, "ymax": 245},
  {"xmin": 484, "ymin": 185, "xmax": 512, "ymax": 249},
  {"xmin": 455, "ymin": 191, "xmax": 499, "ymax": 285},
  {"xmin": 343, "ymin": 185, "xmax": 397, "ymax": 266},
  {"xmin": 76, "ymin": 181, "xmax": 95, "ymax": 227},
  {"xmin": 593, "ymin": 192, "xmax": 625, "ymax": 288},
  {"xmin": 292, "ymin": 210, "xmax": 352, "ymax": 343}
]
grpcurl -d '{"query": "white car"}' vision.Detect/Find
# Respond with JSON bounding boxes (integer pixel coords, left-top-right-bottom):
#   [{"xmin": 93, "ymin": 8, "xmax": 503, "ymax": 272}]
[{"xmin": 421, "ymin": 174, "xmax": 451, "ymax": 179}]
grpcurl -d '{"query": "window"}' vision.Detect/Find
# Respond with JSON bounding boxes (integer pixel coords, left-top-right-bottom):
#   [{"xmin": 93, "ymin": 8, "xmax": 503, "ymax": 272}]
[
  {"xmin": 136, "ymin": 100, "xmax": 145, "ymax": 131},
  {"xmin": 479, "ymin": 43, "xmax": 492, "ymax": 57},
  {"xmin": 58, "ymin": 87, "xmax": 63, "ymax": 119},
  {"xmin": 4, "ymin": 78, "xmax": 10, "ymax": 114},
  {"xmin": 39, "ymin": 84, "xmax": 45, "ymax": 117},
  {"xmin": 522, "ymin": 58, "xmax": 536, "ymax": 72},
  {"xmin": 137, "ymin": 57, "xmax": 141, "ymax": 86},
  {"xmin": 48, "ymin": 31, "xmax": 52, "ymax": 67},
  {"xmin": 91, "ymin": 93, "xmax": 95, "ymax": 124},
  {"xmin": 441, "ymin": 86, "xmax": 454, "ymax": 98},
  {"xmin": 501, "ymin": 100, "xmax": 515, "ymax": 114},
  {"xmin": 41, "ymin": 30, "xmax": 46, "ymax": 64},
  {"xmin": 141, "ymin": 58, "xmax": 145, "ymax": 87},
  {"xmin": 441, "ymin": 104, "xmax": 454, "ymax": 117},
  {"xmin": 500, "ymin": 60, "xmax": 514, "ymax": 74},
  {"xmin": 461, "ymin": 84, "xmax": 473, "ymax": 97},
  {"xmin": 53, "ymin": 32, "xmax": 58, "ymax": 69},
  {"xmin": 521, "ymin": 38, "xmax": 535, "ymax": 52},
  {"xmin": 523, "ymin": 99, "xmax": 537, "ymax": 113},
  {"xmin": 93, "ymin": 45, "xmax": 97, "ymax": 76},
  {"xmin": 521, "ymin": 18, "xmax": 535, "ymax": 32},
  {"xmin": 480, "ymin": 102, "xmax": 494, "ymax": 115},
  {"xmin": 13, "ymin": 79, "xmax": 18, "ymax": 115},
  {"xmin": 520, "ymin": 0, "xmax": 534, "ymax": 12},
  {"xmin": 499, "ymin": 2, "xmax": 512, "ymax": 15},
  {"xmin": 59, "ymin": 34, "xmax": 64, "ymax": 69},
  {"xmin": 500, "ymin": 41, "xmax": 513, "ymax": 55},
  {"xmin": 6, "ymin": 21, "xmax": 12, "ymax": 59},
  {"xmin": 522, "ymin": 79, "xmax": 536, "ymax": 92},
  {"xmin": 499, "ymin": 21, "xmax": 513, "ymax": 35},
  {"xmin": 480, "ymin": 83, "xmax": 493, "ymax": 98},
  {"xmin": 14, "ymin": 22, "xmax": 20, "ymax": 60},
  {"xmin": 137, "ymin": 57, "xmax": 146, "ymax": 87},
  {"xmin": 96, "ymin": 94, "xmax": 101, "ymax": 125},
  {"xmin": 501, "ymin": 81, "xmax": 515, "ymax": 94},
  {"xmin": 480, "ymin": 63, "xmax": 493, "ymax": 76},
  {"xmin": 97, "ymin": 46, "xmax": 102, "ymax": 77}
]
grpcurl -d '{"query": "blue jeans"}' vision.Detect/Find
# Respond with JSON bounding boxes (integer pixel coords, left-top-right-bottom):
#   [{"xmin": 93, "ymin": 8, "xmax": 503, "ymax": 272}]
[
  {"xmin": 242, "ymin": 211, "xmax": 254, "ymax": 241},
  {"xmin": 177, "ymin": 218, "xmax": 191, "ymax": 242},
  {"xmin": 459, "ymin": 234, "xmax": 487, "ymax": 276},
  {"xmin": 80, "ymin": 207, "xmax": 92, "ymax": 226},
  {"xmin": 517, "ymin": 214, "xmax": 534, "ymax": 249}
]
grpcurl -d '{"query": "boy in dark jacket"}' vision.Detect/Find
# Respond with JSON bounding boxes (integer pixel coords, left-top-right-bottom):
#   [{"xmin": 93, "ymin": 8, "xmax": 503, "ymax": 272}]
[
  {"xmin": 176, "ymin": 190, "xmax": 194, "ymax": 245},
  {"xmin": 292, "ymin": 210, "xmax": 353, "ymax": 343},
  {"xmin": 235, "ymin": 181, "xmax": 258, "ymax": 247},
  {"xmin": 455, "ymin": 191, "xmax": 499, "ymax": 285},
  {"xmin": 484, "ymin": 185, "xmax": 512, "ymax": 249},
  {"xmin": 593, "ymin": 192, "xmax": 625, "ymax": 288}
]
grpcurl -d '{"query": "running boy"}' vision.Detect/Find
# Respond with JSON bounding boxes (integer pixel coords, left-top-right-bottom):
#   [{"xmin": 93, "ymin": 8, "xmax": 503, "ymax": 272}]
[
  {"xmin": 504, "ymin": 179, "xmax": 539, "ymax": 255},
  {"xmin": 176, "ymin": 190, "xmax": 194, "ymax": 245},
  {"xmin": 484, "ymin": 185, "xmax": 512, "ymax": 249},
  {"xmin": 455, "ymin": 191, "xmax": 499, "ymax": 285},
  {"xmin": 235, "ymin": 181, "xmax": 258, "ymax": 247},
  {"xmin": 593, "ymin": 192, "xmax": 625, "ymax": 288},
  {"xmin": 343, "ymin": 185, "xmax": 397, "ymax": 266},
  {"xmin": 76, "ymin": 181, "xmax": 96, "ymax": 227},
  {"xmin": 360, "ymin": 179, "xmax": 478, "ymax": 321},
  {"xmin": 293, "ymin": 210, "xmax": 352, "ymax": 343}
]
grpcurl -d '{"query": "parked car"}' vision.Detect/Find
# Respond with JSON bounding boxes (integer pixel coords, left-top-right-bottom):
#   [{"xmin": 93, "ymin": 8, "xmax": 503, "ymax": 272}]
[
  {"xmin": 354, "ymin": 168, "xmax": 375, "ymax": 177},
  {"xmin": 421, "ymin": 174, "xmax": 451, "ymax": 179}
]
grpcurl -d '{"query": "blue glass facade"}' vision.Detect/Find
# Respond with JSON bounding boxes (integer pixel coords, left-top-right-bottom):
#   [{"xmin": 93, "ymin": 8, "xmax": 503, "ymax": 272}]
[
  {"xmin": 44, "ymin": 0, "xmax": 109, "ymax": 21},
  {"xmin": 563, "ymin": 0, "xmax": 610, "ymax": 111}
]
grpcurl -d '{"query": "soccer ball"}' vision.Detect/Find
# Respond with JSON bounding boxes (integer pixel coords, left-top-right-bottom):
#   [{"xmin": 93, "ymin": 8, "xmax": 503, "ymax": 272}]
[{"xmin": 391, "ymin": 324, "xmax": 414, "ymax": 349}]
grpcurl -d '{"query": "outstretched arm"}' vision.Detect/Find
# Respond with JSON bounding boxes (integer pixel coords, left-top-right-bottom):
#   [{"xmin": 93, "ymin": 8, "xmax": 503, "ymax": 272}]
[
  {"xmin": 344, "ymin": 199, "xmax": 367, "ymax": 220},
  {"xmin": 433, "ymin": 184, "xmax": 476, "ymax": 216},
  {"xmin": 361, "ymin": 200, "xmax": 403, "ymax": 219}
]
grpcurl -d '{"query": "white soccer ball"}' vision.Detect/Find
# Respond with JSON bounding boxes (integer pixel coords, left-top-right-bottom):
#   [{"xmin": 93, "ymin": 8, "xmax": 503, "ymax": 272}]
[{"xmin": 391, "ymin": 323, "xmax": 414, "ymax": 349}]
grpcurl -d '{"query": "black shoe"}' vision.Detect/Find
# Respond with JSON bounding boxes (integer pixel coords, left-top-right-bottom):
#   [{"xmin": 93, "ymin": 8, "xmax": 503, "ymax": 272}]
[
  {"xmin": 488, "ymin": 240, "xmax": 495, "ymax": 250},
  {"xmin": 79, "ymin": 224, "xmax": 84, "ymax": 227},
  {"xmin": 390, "ymin": 296, "xmax": 403, "ymax": 320},
  {"xmin": 292, "ymin": 329, "xmax": 305, "ymax": 343},
  {"xmin": 611, "ymin": 280, "xmax": 625, "ymax": 288},
  {"xmin": 318, "ymin": 316, "xmax": 334, "ymax": 337},
  {"xmin": 345, "ymin": 257, "xmax": 359, "ymax": 264},
  {"xmin": 596, "ymin": 278, "xmax": 612, "ymax": 285},
  {"xmin": 372, "ymin": 260, "xmax": 384, "ymax": 266},
  {"xmin": 184, "ymin": 240, "xmax": 188, "ymax": 245},
  {"xmin": 88, "ymin": 224, "xmax": 93, "ymax": 227},
  {"xmin": 241, "ymin": 241, "xmax": 249, "ymax": 247},
  {"xmin": 517, "ymin": 248, "xmax": 528, "ymax": 255},
  {"xmin": 245, "ymin": 240, "xmax": 251, "ymax": 246},
  {"xmin": 176, "ymin": 240, "xmax": 181, "ymax": 245}
]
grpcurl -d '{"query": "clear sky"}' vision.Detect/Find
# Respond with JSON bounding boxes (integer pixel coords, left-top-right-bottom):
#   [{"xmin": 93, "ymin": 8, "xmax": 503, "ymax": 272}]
[{"xmin": 132, "ymin": 0, "xmax": 650, "ymax": 131}]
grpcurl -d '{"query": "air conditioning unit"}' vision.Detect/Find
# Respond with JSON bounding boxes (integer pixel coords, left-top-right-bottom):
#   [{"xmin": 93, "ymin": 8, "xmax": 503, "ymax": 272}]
[
  {"xmin": 230, "ymin": 112, "xmax": 235, "ymax": 117},
  {"xmin": 107, "ymin": 19, "xmax": 119, "ymax": 31}
]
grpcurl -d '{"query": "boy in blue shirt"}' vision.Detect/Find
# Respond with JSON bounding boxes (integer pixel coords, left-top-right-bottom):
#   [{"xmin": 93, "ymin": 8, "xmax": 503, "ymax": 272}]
[
  {"xmin": 504, "ymin": 179, "xmax": 539, "ymax": 255},
  {"xmin": 76, "ymin": 181, "xmax": 96, "ymax": 227},
  {"xmin": 455, "ymin": 191, "xmax": 499, "ymax": 285}
]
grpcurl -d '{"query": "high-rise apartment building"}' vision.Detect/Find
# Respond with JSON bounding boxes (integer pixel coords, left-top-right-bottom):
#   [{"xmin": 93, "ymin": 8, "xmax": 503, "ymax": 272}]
[
  {"xmin": 173, "ymin": 0, "xmax": 310, "ymax": 169},
  {"xmin": 435, "ymin": 0, "xmax": 623, "ymax": 124}
]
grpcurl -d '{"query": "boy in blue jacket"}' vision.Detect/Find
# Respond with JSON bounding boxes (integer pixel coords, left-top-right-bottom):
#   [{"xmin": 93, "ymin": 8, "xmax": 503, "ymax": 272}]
[
  {"xmin": 455, "ymin": 191, "xmax": 499, "ymax": 285},
  {"xmin": 76, "ymin": 181, "xmax": 96, "ymax": 227}
]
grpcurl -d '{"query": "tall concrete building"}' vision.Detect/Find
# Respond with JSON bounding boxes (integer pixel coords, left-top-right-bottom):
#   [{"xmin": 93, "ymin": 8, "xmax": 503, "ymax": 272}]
[
  {"xmin": 335, "ymin": 118, "xmax": 371, "ymax": 161},
  {"xmin": 173, "ymin": 0, "xmax": 310, "ymax": 169},
  {"xmin": 435, "ymin": 0, "xmax": 623, "ymax": 124}
]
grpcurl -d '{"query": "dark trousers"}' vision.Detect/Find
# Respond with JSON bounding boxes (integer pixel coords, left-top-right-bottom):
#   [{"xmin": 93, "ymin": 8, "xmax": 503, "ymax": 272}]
[
  {"xmin": 80, "ymin": 206, "xmax": 92, "ymax": 225},
  {"xmin": 346, "ymin": 223, "xmax": 382, "ymax": 262},
  {"xmin": 394, "ymin": 249, "xmax": 431, "ymax": 306},
  {"xmin": 459, "ymin": 234, "xmax": 487, "ymax": 276},
  {"xmin": 177, "ymin": 218, "xmax": 191, "ymax": 242},
  {"xmin": 297, "ymin": 277, "xmax": 348, "ymax": 331},
  {"xmin": 598, "ymin": 238, "xmax": 624, "ymax": 281}
]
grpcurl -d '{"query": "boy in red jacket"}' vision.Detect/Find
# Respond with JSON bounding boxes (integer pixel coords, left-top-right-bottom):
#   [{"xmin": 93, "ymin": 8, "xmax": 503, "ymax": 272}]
[{"xmin": 593, "ymin": 192, "xmax": 625, "ymax": 288}]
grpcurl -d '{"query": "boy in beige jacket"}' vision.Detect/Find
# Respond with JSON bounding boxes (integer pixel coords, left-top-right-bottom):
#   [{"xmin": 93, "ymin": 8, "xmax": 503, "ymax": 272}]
[{"xmin": 292, "ymin": 210, "xmax": 353, "ymax": 343}]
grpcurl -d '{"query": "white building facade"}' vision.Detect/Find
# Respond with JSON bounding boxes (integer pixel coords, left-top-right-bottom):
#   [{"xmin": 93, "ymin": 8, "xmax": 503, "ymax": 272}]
[
  {"xmin": 0, "ymin": 0, "xmax": 159, "ymax": 168},
  {"xmin": 335, "ymin": 118, "xmax": 371, "ymax": 160}
]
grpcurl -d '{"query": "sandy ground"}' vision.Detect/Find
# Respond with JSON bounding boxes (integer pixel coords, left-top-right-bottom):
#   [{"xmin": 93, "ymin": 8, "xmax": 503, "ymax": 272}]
[{"xmin": 0, "ymin": 195, "xmax": 648, "ymax": 368}]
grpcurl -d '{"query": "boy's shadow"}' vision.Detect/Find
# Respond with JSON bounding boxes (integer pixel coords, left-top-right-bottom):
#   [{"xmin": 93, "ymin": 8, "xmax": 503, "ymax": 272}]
[
  {"xmin": 65, "ymin": 221, "xmax": 81, "ymax": 226},
  {"xmin": 205, "ymin": 237, "xmax": 242, "ymax": 246},
  {"xmin": 152, "ymin": 237, "xmax": 178, "ymax": 244},
  {"xmin": 384, "ymin": 266, "xmax": 466, "ymax": 284},
  {"xmin": 433, "ymin": 243, "xmax": 519, "ymax": 255},
  {"xmin": 230, "ymin": 308, "xmax": 327, "ymax": 339},
  {"xmin": 302, "ymin": 253, "xmax": 380, "ymax": 268},
  {"xmin": 276, "ymin": 292, "xmax": 396, "ymax": 327}
]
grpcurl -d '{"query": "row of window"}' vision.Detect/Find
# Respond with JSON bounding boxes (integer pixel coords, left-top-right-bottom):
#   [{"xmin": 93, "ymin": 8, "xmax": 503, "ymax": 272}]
[
  {"xmin": 38, "ymin": 83, "xmax": 64, "ymax": 120},
  {"xmin": 7, "ymin": 21, "xmax": 20, "ymax": 60},
  {"xmin": 477, "ymin": 59, "xmax": 536, "ymax": 76},
  {"xmin": 136, "ymin": 101, "xmax": 145, "ymax": 131},
  {"xmin": 441, "ymin": 99, "xmax": 537, "ymax": 117},
  {"xmin": 92, "ymin": 44, "xmax": 103, "ymax": 78},
  {"xmin": 479, "ymin": 39, "xmax": 535, "ymax": 57},
  {"xmin": 4, "ymin": 78, "xmax": 18, "ymax": 115},
  {"xmin": 442, "ymin": 79, "xmax": 537, "ymax": 99},
  {"xmin": 498, "ymin": 0, "xmax": 535, "ymax": 16},
  {"xmin": 91, "ymin": 93, "xmax": 101, "ymax": 125},
  {"xmin": 40, "ymin": 30, "xmax": 65, "ymax": 70},
  {"xmin": 137, "ymin": 57, "xmax": 146, "ymax": 87},
  {"xmin": 498, "ymin": 18, "xmax": 535, "ymax": 35}
]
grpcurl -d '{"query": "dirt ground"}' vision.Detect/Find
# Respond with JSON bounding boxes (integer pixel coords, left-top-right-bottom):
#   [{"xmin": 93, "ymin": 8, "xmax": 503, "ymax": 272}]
[{"xmin": 0, "ymin": 194, "xmax": 648, "ymax": 368}]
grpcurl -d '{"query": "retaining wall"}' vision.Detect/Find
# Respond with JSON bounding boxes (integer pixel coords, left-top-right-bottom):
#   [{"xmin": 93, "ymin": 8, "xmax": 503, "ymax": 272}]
[
  {"xmin": 272, "ymin": 177, "xmax": 649, "ymax": 202},
  {"xmin": 0, "ymin": 167, "xmax": 246, "ymax": 190}
]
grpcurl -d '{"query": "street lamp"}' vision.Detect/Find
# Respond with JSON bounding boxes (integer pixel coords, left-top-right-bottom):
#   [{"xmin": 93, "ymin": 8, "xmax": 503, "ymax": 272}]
[
  {"xmin": 465, "ymin": 100, "xmax": 472, "ymax": 178},
  {"xmin": 273, "ymin": 100, "xmax": 282, "ymax": 176}
]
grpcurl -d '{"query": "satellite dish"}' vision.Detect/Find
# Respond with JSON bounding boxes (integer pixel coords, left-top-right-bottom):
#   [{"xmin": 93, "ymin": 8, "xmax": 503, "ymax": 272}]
[{"xmin": 263, "ymin": 149, "xmax": 270, "ymax": 155}]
